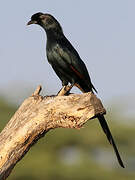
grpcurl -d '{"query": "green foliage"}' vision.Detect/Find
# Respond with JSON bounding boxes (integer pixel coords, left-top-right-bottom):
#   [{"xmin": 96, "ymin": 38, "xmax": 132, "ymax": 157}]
[
  {"xmin": 0, "ymin": 97, "xmax": 135, "ymax": 180},
  {"xmin": 0, "ymin": 98, "xmax": 16, "ymax": 131}
]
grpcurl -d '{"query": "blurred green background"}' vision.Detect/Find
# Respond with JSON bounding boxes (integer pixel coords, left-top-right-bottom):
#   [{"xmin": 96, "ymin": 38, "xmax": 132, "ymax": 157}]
[{"xmin": 0, "ymin": 96, "xmax": 134, "ymax": 180}]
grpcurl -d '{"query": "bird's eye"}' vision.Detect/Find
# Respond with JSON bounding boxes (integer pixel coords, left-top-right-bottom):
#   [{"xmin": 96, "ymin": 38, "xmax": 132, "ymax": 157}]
[{"xmin": 40, "ymin": 15, "xmax": 46, "ymax": 20}]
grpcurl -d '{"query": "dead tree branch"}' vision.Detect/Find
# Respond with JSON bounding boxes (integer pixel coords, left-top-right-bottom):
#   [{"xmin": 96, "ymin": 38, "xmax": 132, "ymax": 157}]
[{"xmin": 0, "ymin": 85, "xmax": 106, "ymax": 180}]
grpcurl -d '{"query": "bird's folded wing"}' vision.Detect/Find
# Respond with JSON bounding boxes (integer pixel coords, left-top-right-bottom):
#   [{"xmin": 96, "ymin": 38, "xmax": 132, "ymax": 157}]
[{"xmin": 54, "ymin": 43, "xmax": 92, "ymax": 83}]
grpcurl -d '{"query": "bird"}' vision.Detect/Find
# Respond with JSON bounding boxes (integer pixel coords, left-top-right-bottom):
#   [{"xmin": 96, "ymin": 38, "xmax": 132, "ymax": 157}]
[{"xmin": 27, "ymin": 12, "xmax": 124, "ymax": 168}]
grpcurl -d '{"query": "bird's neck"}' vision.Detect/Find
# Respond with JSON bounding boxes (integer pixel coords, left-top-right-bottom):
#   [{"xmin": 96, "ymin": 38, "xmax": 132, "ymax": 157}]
[{"xmin": 44, "ymin": 28, "xmax": 64, "ymax": 42}]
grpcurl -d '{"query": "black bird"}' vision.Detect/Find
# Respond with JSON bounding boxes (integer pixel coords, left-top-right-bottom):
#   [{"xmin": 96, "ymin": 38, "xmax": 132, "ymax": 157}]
[{"xmin": 27, "ymin": 12, "xmax": 124, "ymax": 168}]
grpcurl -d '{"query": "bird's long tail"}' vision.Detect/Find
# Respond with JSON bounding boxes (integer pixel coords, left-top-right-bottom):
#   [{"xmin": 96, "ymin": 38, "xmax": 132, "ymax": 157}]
[{"xmin": 97, "ymin": 115, "xmax": 125, "ymax": 168}]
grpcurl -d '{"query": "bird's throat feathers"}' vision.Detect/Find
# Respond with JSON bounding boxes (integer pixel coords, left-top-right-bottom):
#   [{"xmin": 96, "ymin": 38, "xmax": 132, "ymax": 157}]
[{"xmin": 45, "ymin": 26, "xmax": 64, "ymax": 41}]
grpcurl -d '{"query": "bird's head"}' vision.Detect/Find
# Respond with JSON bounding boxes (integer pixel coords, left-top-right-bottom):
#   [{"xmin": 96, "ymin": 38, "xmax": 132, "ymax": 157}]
[{"xmin": 27, "ymin": 12, "xmax": 63, "ymax": 33}]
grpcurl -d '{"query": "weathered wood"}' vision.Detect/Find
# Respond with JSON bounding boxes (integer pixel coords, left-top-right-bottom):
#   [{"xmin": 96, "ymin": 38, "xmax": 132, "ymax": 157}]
[{"xmin": 0, "ymin": 86, "xmax": 106, "ymax": 180}]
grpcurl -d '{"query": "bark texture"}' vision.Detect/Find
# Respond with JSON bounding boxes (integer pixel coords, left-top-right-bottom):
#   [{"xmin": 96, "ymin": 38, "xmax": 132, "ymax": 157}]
[{"xmin": 0, "ymin": 86, "xmax": 106, "ymax": 180}]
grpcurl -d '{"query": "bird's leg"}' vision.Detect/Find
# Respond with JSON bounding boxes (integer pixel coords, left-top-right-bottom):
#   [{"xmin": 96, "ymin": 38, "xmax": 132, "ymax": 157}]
[
  {"xmin": 57, "ymin": 84, "xmax": 74, "ymax": 96},
  {"xmin": 57, "ymin": 86, "xmax": 67, "ymax": 96},
  {"xmin": 64, "ymin": 83, "xmax": 74, "ymax": 95}
]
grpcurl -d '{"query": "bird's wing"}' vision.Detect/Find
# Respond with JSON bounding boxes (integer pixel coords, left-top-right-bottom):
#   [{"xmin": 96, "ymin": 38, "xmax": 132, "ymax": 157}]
[
  {"xmin": 57, "ymin": 44, "xmax": 90, "ymax": 79},
  {"xmin": 54, "ymin": 42, "xmax": 97, "ymax": 92}
]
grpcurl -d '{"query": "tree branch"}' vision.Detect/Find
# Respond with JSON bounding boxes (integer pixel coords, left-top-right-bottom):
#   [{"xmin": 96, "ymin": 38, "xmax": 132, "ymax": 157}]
[{"xmin": 0, "ymin": 86, "xmax": 106, "ymax": 180}]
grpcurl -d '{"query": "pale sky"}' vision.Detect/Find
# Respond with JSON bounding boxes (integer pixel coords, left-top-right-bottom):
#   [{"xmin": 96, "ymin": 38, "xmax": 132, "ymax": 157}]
[{"xmin": 0, "ymin": 0, "xmax": 135, "ymax": 111}]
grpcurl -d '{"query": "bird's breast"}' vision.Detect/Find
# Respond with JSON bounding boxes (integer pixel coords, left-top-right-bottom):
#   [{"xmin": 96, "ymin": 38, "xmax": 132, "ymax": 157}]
[{"xmin": 47, "ymin": 43, "xmax": 63, "ymax": 63}]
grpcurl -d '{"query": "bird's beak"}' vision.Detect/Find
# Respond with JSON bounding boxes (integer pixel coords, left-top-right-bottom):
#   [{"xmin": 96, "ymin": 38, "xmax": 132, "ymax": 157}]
[{"xmin": 27, "ymin": 20, "xmax": 37, "ymax": 25}]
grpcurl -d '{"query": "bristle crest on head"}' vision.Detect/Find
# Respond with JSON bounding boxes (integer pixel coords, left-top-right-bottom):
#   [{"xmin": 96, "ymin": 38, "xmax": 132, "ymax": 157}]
[{"xmin": 31, "ymin": 12, "xmax": 44, "ymax": 20}]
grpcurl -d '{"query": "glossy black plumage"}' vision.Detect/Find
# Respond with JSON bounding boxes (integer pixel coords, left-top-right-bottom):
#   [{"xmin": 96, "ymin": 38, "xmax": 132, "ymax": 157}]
[{"xmin": 27, "ymin": 13, "xmax": 124, "ymax": 168}]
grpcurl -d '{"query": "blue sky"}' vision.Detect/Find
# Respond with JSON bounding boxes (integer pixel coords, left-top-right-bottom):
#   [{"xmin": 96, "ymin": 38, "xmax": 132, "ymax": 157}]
[{"xmin": 0, "ymin": 0, "xmax": 135, "ymax": 109}]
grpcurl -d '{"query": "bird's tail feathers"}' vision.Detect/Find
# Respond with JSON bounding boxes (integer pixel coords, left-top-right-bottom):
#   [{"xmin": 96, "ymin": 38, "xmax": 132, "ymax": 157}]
[{"xmin": 97, "ymin": 115, "xmax": 125, "ymax": 168}]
